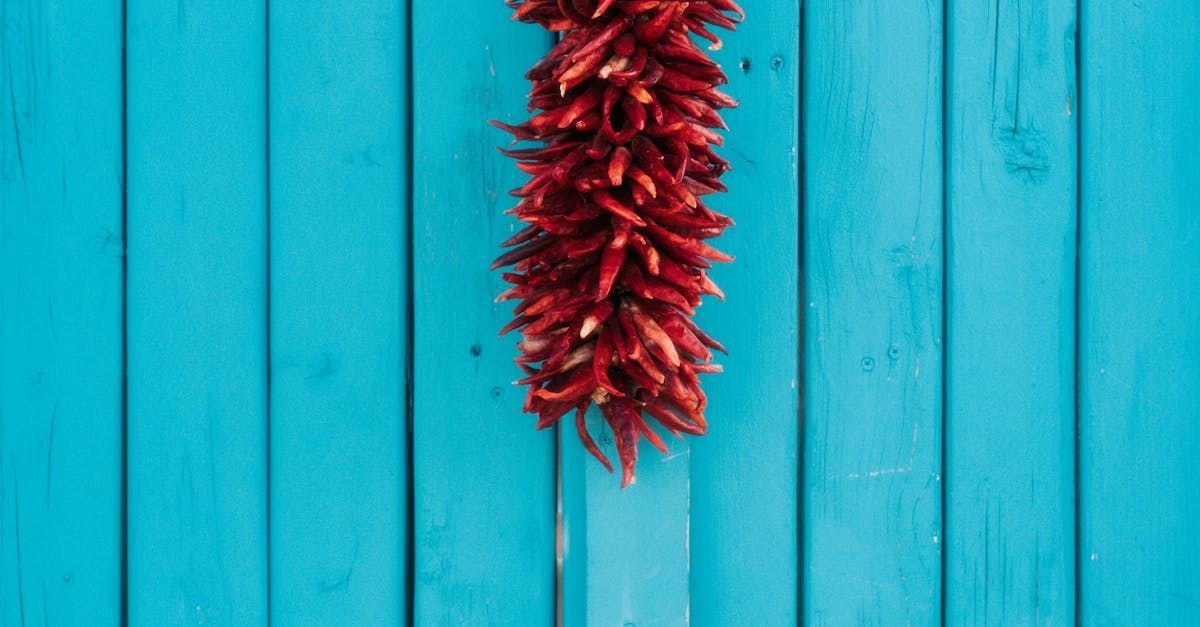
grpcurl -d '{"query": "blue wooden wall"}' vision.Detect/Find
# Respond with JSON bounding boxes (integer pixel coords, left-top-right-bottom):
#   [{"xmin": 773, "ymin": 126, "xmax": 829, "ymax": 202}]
[{"xmin": 1, "ymin": 2, "xmax": 1197, "ymax": 626}]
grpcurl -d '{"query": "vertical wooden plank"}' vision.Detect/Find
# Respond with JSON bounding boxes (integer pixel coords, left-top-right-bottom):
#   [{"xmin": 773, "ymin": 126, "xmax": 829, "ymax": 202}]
[
  {"xmin": 0, "ymin": 2, "xmax": 123, "ymax": 624},
  {"xmin": 688, "ymin": 1, "xmax": 801, "ymax": 624},
  {"xmin": 803, "ymin": 1, "xmax": 943, "ymax": 624},
  {"xmin": 561, "ymin": 5, "xmax": 801, "ymax": 623},
  {"xmin": 268, "ymin": 1, "xmax": 407, "ymax": 623},
  {"xmin": 125, "ymin": 2, "xmax": 268, "ymax": 624},
  {"xmin": 1079, "ymin": 4, "xmax": 1200, "ymax": 625},
  {"xmin": 561, "ymin": 416, "xmax": 690, "ymax": 626},
  {"xmin": 411, "ymin": 2, "xmax": 556, "ymax": 624},
  {"xmin": 943, "ymin": 1, "xmax": 1077, "ymax": 624}
]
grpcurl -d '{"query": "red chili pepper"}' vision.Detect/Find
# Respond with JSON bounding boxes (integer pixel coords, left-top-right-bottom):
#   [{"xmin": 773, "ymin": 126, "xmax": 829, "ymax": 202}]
[{"xmin": 496, "ymin": 0, "xmax": 740, "ymax": 486}]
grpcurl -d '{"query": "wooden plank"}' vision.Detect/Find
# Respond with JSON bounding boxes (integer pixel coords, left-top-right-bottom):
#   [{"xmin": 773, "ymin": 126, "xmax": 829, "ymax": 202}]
[
  {"xmin": 687, "ymin": 1, "xmax": 801, "ymax": 624},
  {"xmin": 802, "ymin": 2, "xmax": 943, "ymax": 623},
  {"xmin": 125, "ymin": 2, "xmax": 268, "ymax": 624},
  {"xmin": 943, "ymin": 1, "xmax": 1077, "ymax": 624},
  {"xmin": 267, "ymin": 1, "xmax": 407, "ymax": 623},
  {"xmin": 0, "ymin": 2, "xmax": 123, "ymax": 624},
  {"xmin": 561, "ymin": 414, "xmax": 690, "ymax": 626},
  {"xmin": 1078, "ymin": 4, "xmax": 1200, "ymax": 625},
  {"xmin": 559, "ymin": 5, "xmax": 801, "ymax": 623},
  {"xmin": 411, "ymin": 3, "xmax": 557, "ymax": 624}
]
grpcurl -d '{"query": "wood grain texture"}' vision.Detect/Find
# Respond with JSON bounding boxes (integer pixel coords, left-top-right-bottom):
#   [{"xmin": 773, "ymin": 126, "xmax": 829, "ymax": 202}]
[
  {"xmin": 7, "ymin": 8, "xmax": 1200, "ymax": 623},
  {"xmin": 268, "ymin": 1, "xmax": 408, "ymax": 624},
  {"xmin": 687, "ymin": 1, "xmax": 800, "ymax": 625},
  {"xmin": 0, "ymin": 2, "xmax": 123, "ymax": 624},
  {"xmin": 126, "ymin": 2, "xmax": 268, "ymax": 623},
  {"xmin": 561, "ymin": 414, "xmax": 690, "ymax": 626},
  {"xmin": 1079, "ymin": 3, "xmax": 1200, "ymax": 625},
  {"xmin": 803, "ymin": 1, "xmax": 944, "ymax": 624},
  {"xmin": 411, "ymin": 3, "xmax": 557, "ymax": 624},
  {"xmin": 944, "ymin": 1, "xmax": 1077, "ymax": 624}
]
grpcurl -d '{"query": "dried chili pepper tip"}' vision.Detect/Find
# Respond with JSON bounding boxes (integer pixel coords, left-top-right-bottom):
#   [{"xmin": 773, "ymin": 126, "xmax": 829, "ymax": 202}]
[{"xmin": 497, "ymin": 0, "xmax": 741, "ymax": 484}]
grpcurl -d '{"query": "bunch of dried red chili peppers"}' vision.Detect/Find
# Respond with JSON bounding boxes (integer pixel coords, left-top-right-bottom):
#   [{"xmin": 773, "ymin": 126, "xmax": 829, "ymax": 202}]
[{"xmin": 493, "ymin": 0, "xmax": 742, "ymax": 486}]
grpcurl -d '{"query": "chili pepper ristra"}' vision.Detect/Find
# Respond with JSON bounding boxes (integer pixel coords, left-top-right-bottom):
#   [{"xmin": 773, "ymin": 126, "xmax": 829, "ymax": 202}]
[{"xmin": 492, "ymin": 0, "xmax": 742, "ymax": 486}]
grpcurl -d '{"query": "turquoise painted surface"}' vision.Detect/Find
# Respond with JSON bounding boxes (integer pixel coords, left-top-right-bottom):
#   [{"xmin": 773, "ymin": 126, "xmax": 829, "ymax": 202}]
[
  {"xmin": 561, "ymin": 415, "xmax": 691, "ymax": 627},
  {"xmin": 2, "ymin": 4, "xmax": 1200, "ymax": 626},
  {"xmin": 804, "ymin": 1, "xmax": 944, "ymax": 624},
  {"xmin": 944, "ymin": 1, "xmax": 1077, "ymax": 624},
  {"xmin": 268, "ymin": 1, "xmax": 408, "ymax": 623},
  {"xmin": 126, "ymin": 2, "xmax": 269, "ymax": 624},
  {"xmin": 1, "ymin": 2, "xmax": 123, "ymax": 623},
  {"xmin": 1079, "ymin": 1, "xmax": 1200, "ymax": 625},
  {"xmin": 411, "ymin": 2, "xmax": 557, "ymax": 624},
  {"xmin": 689, "ymin": 1, "xmax": 801, "ymax": 624},
  {"xmin": 560, "ymin": 1, "xmax": 801, "ymax": 624}
]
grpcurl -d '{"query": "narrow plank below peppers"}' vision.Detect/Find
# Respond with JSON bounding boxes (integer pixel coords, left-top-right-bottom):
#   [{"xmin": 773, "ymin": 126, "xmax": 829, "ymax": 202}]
[{"xmin": 494, "ymin": 0, "xmax": 742, "ymax": 487}]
